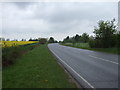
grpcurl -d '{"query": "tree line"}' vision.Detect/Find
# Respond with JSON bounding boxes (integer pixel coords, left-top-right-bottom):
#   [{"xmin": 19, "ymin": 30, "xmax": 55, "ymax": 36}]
[
  {"xmin": 63, "ymin": 33, "xmax": 89, "ymax": 44},
  {"xmin": 62, "ymin": 19, "xmax": 120, "ymax": 48},
  {"xmin": 36, "ymin": 37, "xmax": 58, "ymax": 44},
  {"xmin": 0, "ymin": 37, "xmax": 58, "ymax": 44},
  {"xmin": 28, "ymin": 37, "xmax": 57, "ymax": 43}
]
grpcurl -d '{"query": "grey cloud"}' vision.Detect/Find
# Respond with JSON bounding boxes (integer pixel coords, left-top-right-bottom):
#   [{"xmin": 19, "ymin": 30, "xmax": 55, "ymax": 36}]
[
  {"xmin": 33, "ymin": 2, "xmax": 117, "ymax": 24},
  {"xmin": 13, "ymin": 2, "xmax": 33, "ymax": 9},
  {"xmin": 2, "ymin": 2, "xmax": 117, "ymax": 41}
]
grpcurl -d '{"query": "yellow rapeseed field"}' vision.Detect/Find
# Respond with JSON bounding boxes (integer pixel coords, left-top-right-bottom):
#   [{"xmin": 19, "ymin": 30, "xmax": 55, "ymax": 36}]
[{"xmin": 1, "ymin": 41, "xmax": 38, "ymax": 48}]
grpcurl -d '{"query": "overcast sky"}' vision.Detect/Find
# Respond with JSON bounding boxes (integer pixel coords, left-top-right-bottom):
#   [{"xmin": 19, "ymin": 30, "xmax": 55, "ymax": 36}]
[{"xmin": 0, "ymin": 2, "xmax": 118, "ymax": 41}]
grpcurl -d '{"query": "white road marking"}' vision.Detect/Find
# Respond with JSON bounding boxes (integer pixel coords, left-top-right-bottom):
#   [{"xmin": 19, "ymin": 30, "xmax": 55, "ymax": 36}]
[
  {"xmin": 89, "ymin": 55, "xmax": 118, "ymax": 65},
  {"xmin": 49, "ymin": 48, "xmax": 95, "ymax": 89}
]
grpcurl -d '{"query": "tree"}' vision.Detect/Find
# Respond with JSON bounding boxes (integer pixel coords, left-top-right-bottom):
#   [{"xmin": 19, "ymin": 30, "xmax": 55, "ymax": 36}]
[
  {"xmin": 38, "ymin": 38, "xmax": 47, "ymax": 44},
  {"xmin": 1, "ymin": 37, "xmax": 5, "ymax": 41},
  {"xmin": 13, "ymin": 39, "xmax": 18, "ymax": 41},
  {"xmin": 63, "ymin": 36, "xmax": 70, "ymax": 43},
  {"xmin": 29, "ymin": 38, "xmax": 33, "ymax": 41},
  {"xmin": 54, "ymin": 40, "xmax": 58, "ymax": 43},
  {"xmin": 66, "ymin": 36, "xmax": 69, "ymax": 40},
  {"xmin": 21, "ymin": 39, "xmax": 26, "ymax": 41},
  {"xmin": 70, "ymin": 36, "xmax": 76, "ymax": 45},
  {"xmin": 74, "ymin": 34, "xmax": 80, "ymax": 42},
  {"xmin": 93, "ymin": 19, "xmax": 117, "ymax": 48},
  {"xmin": 48, "ymin": 37, "xmax": 55, "ymax": 43},
  {"xmin": 6, "ymin": 38, "xmax": 10, "ymax": 41},
  {"xmin": 81, "ymin": 33, "xmax": 89, "ymax": 43},
  {"xmin": 29, "ymin": 38, "xmax": 38, "ymax": 41}
]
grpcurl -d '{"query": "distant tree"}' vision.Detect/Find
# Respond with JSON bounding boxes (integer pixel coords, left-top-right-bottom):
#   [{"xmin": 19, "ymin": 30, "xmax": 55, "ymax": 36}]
[
  {"xmin": 63, "ymin": 36, "xmax": 71, "ymax": 43},
  {"xmin": 59, "ymin": 41, "xmax": 62, "ymax": 43},
  {"xmin": 6, "ymin": 38, "xmax": 10, "ymax": 41},
  {"xmin": 54, "ymin": 40, "xmax": 58, "ymax": 43},
  {"xmin": 32, "ymin": 38, "xmax": 38, "ymax": 41},
  {"xmin": 34, "ymin": 39, "xmax": 38, "ymax": 41},
  {"xmin": 48, "ymin": 37, "xmax": 55, "ymax": 43},
  {"xmin": 13, "ymin": 39, "xmax": 18, "ymax": 41},
  {"xmin": 21, "ymin": 39, "xmax": 26, "ymax": 41},
  {"xmin": 89, "ymin": 35, "xmax": 94, "ymax": 40},
  {"xmin": 0, "ymin": 38, "xmax": 2, "ymax": 41},
  {"xmin": 89, "ymin": 36, "xmax": 96, "ymax": 48},
  {"xmin": 71, "ymin": 36, "xmax": 76, "ymax": 45},
  {"xmin": 29, "ymin": 38, "xmax": 32, "ymax": 41},
  {"xmin": 74, "ymin": 34, "xmax": 80, "ymax": 42},
  {"xmin": 66, "ymin": 36, "xmax": 69, "ymax": 40},
  {"xmin": 21, "ymin": 39, "xmax": 24, "ymax": 41},
  {"xmin": 81, "ymin": 33, "xmax": 89, "ymax": 43},
  {"xmin": 39, "ymin": 38, "xmax": 47, "ymax": 44},
  {"xmin": 1, "ymin": 38, "xmax": 5, "ymax": 41}
]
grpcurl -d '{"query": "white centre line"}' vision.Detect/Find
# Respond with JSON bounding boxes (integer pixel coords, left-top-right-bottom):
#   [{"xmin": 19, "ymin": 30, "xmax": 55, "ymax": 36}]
[
  {"xmin": 49, "ymin": 48, "xmax": 95, "ymax": 89},
  {"xmin": 88, "ymin": 55, "xmax": 118, "ymax": 65}
]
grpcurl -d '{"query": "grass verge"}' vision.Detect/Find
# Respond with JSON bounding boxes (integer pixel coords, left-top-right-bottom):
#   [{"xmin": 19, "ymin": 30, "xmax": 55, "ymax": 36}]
[
  {"xmin": 3, "ymin": 44, "xmax": 76, "ymax": 88},
  {"xmin": 60, "ymin": 43, "xmax": 119, "ymax": 55},
  {"xmin": 2, "ymin": 44, "xmax": 39, "ymax": 67},
  {"xmin": 0, "ymin": 71, "xmax": 2, "ymax": 89}
]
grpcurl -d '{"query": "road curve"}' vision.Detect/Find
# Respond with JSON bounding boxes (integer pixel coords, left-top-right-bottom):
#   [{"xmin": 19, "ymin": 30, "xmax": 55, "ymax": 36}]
[{"xmin": 48, "ymin": 43, "xmax": 119, "ymax": 89}]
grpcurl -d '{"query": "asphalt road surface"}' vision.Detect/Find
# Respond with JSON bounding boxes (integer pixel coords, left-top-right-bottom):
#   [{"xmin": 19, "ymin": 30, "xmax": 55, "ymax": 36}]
[{"xmin": 48, "ymin": 43, "xmax": 119, "ymax": 89}]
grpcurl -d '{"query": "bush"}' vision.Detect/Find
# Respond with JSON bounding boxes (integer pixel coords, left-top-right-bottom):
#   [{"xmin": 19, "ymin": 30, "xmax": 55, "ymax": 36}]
[
  {"xmin": 89, "ymin": 39, "xmax": 95, "ymax": 48},
  {"xmin": 38, "ymin": 38, "xmax": 47, "ymax": 44}
]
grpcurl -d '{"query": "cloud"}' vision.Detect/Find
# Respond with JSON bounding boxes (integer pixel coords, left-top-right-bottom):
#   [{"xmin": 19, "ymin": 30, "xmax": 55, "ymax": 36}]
[
  {"xmin": 13, "ymin": 2, "xmax": 33, "ymax": 9},
  {"xmin": 1, "ymin": 2, "xmax": 118, "ymax": 41}
]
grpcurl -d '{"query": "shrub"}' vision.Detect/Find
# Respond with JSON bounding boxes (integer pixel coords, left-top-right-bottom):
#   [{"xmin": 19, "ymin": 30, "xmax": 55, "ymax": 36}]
[{"xmin": 89, "ymin": 39, "xmax": 96, "ymax": 48}]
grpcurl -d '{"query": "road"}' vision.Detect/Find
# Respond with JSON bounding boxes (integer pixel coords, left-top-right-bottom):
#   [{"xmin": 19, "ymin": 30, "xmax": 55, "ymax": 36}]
[{"xmin": 48, "ymin": 43, "xmax": 119, "ymax": 89}]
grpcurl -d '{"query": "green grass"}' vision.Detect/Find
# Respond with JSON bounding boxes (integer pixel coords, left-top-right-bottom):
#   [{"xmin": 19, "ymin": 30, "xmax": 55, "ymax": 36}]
[
  {"xmin": 3, "ymin": 44, "xmax": 76, "ymax": 88},
  {"xmin": 89, "ymin": 48, "xmax": 119, "ymax": 55},
  {"xmin": 61, "ymin": 43, "xmax": 119, "ymax": 55},
  {"xmin": 2, "ymin": 44, "xmax": 39, "ymax": 67},
  {"xmin": 61, "ymin": 43, "xmax": 90, "ymax": 50},
  {"xmin": 74, "ymin": 43, "xmax": 90, "ymax": 48},
  {"xmin": 0, "ymin": 71, "xmax": 2, "ymax": 89}
]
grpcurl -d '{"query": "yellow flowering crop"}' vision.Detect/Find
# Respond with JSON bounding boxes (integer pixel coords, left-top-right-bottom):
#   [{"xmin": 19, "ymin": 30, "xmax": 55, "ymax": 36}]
[{"xmin": 1, "ymin": 41, "xmax": 38, "ymax": 48}]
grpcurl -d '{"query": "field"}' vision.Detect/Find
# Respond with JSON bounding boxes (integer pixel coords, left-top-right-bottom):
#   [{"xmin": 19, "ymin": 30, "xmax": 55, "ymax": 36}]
[
  {"xmin": 3, "ymin": 45, "xmax": 76, "ymax": 88},
  {"xmin": 1, "ymin": 41, "xmax": 38, "ymax": 47}
]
